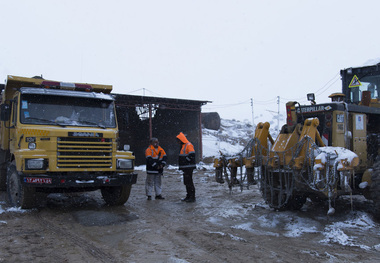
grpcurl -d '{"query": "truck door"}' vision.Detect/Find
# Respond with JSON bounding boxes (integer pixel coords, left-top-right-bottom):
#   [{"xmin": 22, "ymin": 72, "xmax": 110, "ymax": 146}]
[{"xmin": 9, "ymin": 97, "xmax": 18, "ymax": 153}]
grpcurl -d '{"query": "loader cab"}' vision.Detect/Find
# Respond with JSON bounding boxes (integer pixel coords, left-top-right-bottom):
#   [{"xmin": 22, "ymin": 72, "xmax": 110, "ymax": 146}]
[{"xmin": 341, "ymin": 64, "xmax": 380, "ymax": 105}]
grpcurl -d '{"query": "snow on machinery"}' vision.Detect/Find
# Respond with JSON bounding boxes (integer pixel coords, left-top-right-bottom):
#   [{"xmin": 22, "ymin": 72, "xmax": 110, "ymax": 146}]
[
  {"xmin": 214, "ymin": 122, "xmax": 274, "ymax": 191},
  {"xmin": 214, "ymin": 63, "xmax": 380, "ymax": 218}
]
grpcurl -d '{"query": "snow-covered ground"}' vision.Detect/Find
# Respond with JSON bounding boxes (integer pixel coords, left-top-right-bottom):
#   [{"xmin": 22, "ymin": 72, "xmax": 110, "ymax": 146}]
[
  {"xmin": 1, "ymin": 118, "xmax": 379, "ymax": 253},
  {"xmin": 200, "ymin": 118, "xmax": 380, "ymax": 250}
]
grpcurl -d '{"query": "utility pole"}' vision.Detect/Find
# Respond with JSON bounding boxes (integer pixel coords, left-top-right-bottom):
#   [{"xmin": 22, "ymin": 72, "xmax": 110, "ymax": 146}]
[
  {"xmin": 251, "ymin": 98, "xmax": 254, "ymax": 130},
  {"xmin": 277, "ymin": 96, "xmax": 280, "ymax": 134}
]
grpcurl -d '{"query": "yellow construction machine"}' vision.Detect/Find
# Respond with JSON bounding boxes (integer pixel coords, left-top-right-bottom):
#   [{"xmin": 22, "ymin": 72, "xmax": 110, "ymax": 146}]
[
  {"xmin": 0, "ymin": 76, "xmax": 137, "ymax": 208},
  {"xmin": 215, "ymin": 63, "xmax": 380, "ymax": 218}
]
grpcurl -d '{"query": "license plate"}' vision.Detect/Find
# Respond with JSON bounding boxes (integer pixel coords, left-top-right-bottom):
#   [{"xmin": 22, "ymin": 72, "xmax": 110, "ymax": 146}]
[{"xmin": 24, "ymin": 177, "xmax": 52, "ymax": 184}]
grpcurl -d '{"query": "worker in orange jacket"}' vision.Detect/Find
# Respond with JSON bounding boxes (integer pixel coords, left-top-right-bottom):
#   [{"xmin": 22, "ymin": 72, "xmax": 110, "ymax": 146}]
[
  {"xmin": 176, "ymin": 132, "xmax": 196, "ymax": 202},
  {"xmin": 145, "ymin": 137, "xmax": 167, "ymax": 200}
]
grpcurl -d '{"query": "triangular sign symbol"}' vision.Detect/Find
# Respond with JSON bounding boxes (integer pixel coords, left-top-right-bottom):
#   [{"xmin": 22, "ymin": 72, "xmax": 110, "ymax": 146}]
[{"xmin": 349, "ymin": 75, "xmax": 361, "ymax": 88}]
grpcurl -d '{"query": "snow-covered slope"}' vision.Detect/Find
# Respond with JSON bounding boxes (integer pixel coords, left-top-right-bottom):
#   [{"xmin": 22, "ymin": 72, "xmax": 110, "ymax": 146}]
[
  {"xmin": 202, "ymin": 118, "xmax": 279, "ymax": 161},
  {"xmin": 202, "ymin": 119, "xmax": 253, "ymax": 160}
]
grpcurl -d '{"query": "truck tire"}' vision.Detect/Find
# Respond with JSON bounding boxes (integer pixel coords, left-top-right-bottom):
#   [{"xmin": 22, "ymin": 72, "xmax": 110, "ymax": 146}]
[
  {"xmin": 101, "ymin": 185, "xmax": 131, "ymax": 206},
  {"xmin": 6, "ymin": 163, "xmax": 36, "ymax": 209},
  {"xmin": 0, "ymin": 150, "xmax": 8, "ymax": 191},
  {"xmin": 0, "ymin": 166, "xmax": 6, "ymax": 191}
]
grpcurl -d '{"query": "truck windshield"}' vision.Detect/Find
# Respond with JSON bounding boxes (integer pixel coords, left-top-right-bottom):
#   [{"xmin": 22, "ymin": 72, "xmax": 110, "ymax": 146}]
[{"xmin": 19, "ymin": 94, "xmax": 116, "ymax": 128}]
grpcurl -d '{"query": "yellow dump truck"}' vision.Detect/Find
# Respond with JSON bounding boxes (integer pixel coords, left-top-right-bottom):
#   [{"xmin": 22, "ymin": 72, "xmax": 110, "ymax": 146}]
[{"xmin": 0, "ymin": 75, "xmax": 137, "ymax": 208}]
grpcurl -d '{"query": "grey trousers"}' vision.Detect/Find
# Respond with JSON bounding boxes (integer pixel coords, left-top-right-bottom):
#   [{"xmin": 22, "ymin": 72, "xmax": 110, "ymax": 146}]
[{"xmin": 145, "ymin": 173, "xmax": 162, "ymax": 196}]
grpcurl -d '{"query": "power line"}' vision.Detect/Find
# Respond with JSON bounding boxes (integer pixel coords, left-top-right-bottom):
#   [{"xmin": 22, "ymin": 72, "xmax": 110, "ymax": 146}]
[
  {"xmin": 315, "ymin": 73, "xmax": 340, "ymax": 96},
  {"xmin": 281, "ymin": 73, "xmax": 341, "ymax": 102},
  {"xmin": 254, "ymin": 97, "xmax": 278, "ymax": 105}
]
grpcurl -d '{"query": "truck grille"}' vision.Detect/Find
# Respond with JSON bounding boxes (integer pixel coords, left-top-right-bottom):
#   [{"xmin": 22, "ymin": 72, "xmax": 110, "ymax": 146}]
[{"xmin": 57, "ymin": 137, "xmax": 113, "ymax": 168}]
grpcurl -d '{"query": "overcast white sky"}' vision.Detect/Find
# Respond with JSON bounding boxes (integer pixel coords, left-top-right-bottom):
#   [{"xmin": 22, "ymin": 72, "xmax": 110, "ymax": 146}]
[{"xmin": 1, "ymin": 0, "xmax": 380, "ymax": 123}]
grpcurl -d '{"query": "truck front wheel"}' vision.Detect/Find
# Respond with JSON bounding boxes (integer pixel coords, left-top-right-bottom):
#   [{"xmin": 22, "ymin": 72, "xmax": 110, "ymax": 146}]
[
  {"xmin": 7, "ymin": 163, "xmax": 36, "ymax": 209},
  {"xmin": 101, "ymin": 185, "xmax": 131, "ymax": 206}
]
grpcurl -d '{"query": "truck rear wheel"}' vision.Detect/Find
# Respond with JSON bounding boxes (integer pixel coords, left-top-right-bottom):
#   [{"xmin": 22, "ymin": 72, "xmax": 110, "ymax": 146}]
[
  {"xmin": 0, "ymin": 167, "xmax": 6, "ymax": 191},
  {"xmin": 101, "ymin": 185, "xmax": 131, "ymax": 206},
  {"xmin": 7, "ymin": 163, "xmax": 36, "ymax": 209},
  {"xmin": 0, "ymin": 150, "xmax": 8, "ymax": 191}
]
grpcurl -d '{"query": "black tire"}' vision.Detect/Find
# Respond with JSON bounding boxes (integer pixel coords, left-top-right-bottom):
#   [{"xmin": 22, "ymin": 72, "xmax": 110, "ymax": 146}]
[
  {"xmin": 101, "ymin": 185, "xmax": 131, "ymax": 206},
  {"xmin": 6, "ymin": 163, "xmax": 36, "ymax": 209},
  {"xmin": 370, "ymin": 165, "xmax": 380, "ymax": 219},
  {"xmin": 308, "ymin": 194, "xmax": 327, "ymax": 203},
  {"xmin": 0, "ymin": 150, "xmax": 8, "ymax": 191},
  {"xmin": 0, "ymin": 166, "xmax": 6, "ymax": 191},
  {"xmin": 286, "ymin": 194, "xmax": 307, "ymax": 210},
  {"xmin": 260, "ymin": 170, "xmax": 291, "ymax": 210},
  {"xmin": 263, "ymin": 188, "xmax": 288, "ymax": 211}
]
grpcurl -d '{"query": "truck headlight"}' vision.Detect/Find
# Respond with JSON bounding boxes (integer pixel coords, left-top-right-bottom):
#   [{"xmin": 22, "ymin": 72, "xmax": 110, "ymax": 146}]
[
  {"xmin": 26, "ymin": 158, "xmax": 47, "ymax": 170},
  {"xmin": 117, "ymin": 159, "xmax": 133, "ymax": 169},
  {"xmin": 26, "ymin": 137, "xmax": 36, "ymax": 149},
  {"xmin": 28, "ymin": 143, "xmax": 36, "ymax": 150}
]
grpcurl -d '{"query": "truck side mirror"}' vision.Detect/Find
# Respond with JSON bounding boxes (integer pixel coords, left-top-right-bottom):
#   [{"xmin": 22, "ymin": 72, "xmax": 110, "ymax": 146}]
[{"xmin": 0, "ymin": 104, "xmax": 10, "ymax": 121}]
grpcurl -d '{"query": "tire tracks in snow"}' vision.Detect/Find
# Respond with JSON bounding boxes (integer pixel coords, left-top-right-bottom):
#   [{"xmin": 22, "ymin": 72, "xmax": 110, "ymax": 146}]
[{"xmin": 35, "ymin": 213, "xmax": 118, "ymax": 263}]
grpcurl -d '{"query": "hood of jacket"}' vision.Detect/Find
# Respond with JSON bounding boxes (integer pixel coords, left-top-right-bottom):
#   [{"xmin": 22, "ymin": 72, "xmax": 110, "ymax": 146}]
[{"xmin": 176, "ymin": 132, "xmax": 189, "ymax": 144}]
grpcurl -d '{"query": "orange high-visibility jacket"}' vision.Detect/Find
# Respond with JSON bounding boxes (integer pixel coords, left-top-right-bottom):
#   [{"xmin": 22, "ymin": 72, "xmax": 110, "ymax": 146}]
[
  {"xmin": 176, "ymin": 132, "xmax": 196, "ymax": 170},
  {"xmin": 145, "ymin": 145, "xmax": 167, "ymax": 174}
]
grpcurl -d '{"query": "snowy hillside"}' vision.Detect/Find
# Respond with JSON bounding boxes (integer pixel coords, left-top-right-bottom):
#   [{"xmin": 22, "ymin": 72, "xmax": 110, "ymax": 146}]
[{"xmin": 202, "ymin": 118, "xmax": 279, "ymax": 161}]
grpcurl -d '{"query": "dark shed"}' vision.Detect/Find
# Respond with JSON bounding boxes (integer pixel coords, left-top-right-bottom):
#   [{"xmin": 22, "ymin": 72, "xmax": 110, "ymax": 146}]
[{"xmin": 113, "ymin": 94, "xmax": 209, "ymax": 166}]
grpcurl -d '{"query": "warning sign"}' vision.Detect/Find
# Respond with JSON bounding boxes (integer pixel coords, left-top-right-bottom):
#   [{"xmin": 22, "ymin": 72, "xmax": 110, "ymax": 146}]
[{"xmin": 349, "ymin": 75, "xmax": 361, "ymax": 88}]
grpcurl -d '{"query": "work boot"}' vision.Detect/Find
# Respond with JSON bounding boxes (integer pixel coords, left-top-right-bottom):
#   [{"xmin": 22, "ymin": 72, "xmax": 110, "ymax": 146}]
[
  {"xmin": 181, "ymin": 196, "xmax": 190, "ymax": 202},
  {"xmin": 185, "ymin": 197, "xmax": 196, "ymax": 203},
  {"xmin": 155, "ymin": 195, "xmax": 165, "ymax": 200},
  {"xmin": 147, "ymin": 196, "xmax": 152, "ymax": 200}
]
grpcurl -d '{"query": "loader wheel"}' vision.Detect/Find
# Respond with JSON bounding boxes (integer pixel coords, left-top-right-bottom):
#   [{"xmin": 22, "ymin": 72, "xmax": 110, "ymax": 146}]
[
  {"xmin": 369, "ymin": 167, "xmax": 380, "ymax": 219},
  {"xmin": 7, "ymin": 163, "xmax": 37, "ymax": 209},
  {"xmin": 286, "ymin": 194, "xmax": 306, "ymax": 210},
  {"xmin": 260, "ymin": 170, "xmax": 293, "ymax": 210},
  {"xmin": 101, "ymin": 185, "xmax": 131, "ymax": 206},
  {"xmin": 261, "ymin": 184, "xmax": 288, "ymax": 210}
]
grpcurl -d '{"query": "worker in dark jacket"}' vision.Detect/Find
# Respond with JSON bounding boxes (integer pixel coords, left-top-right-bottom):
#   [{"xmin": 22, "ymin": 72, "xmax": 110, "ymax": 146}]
[
  {"xmin": 176, "ymin": 132, "xmax": 196, "ymax": 202},
  {"xmin": 145, "ymin": 137, "xmax": 167, "ymax": 200}
]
